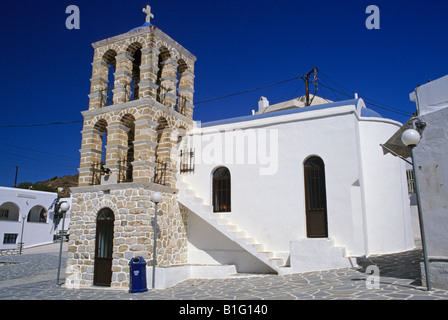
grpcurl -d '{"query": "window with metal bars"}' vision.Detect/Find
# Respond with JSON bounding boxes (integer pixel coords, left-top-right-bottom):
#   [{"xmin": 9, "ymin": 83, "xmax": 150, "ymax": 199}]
[
  {"xmin": 212, "ymin": 167, "xmax": 231, "ymax": 212},
  {"xmin": 153, "ymin": 160, "xmax": 168, "ymax": 186},
  {"xmin": 3, "ymin": 234, "xmax": 18, "ymax": 244},
  {"xmin": 180, "ymin": 148, "xmax": 195, "ymax": 174},
  {"xmin": 406, "ymin": 169, "xmax": 416, "ymax": 194}
]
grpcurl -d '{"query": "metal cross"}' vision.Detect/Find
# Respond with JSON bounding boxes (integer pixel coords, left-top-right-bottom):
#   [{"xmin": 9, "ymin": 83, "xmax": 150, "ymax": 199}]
[{"xmin": 143, "ymin": 5, "xmax": 154, "ymax": 24}]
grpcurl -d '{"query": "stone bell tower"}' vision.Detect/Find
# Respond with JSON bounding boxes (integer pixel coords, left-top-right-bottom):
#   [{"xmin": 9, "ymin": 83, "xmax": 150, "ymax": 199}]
[{"xmin": 66, "ymin": 5, "xmax": 197, "ymax": 289}]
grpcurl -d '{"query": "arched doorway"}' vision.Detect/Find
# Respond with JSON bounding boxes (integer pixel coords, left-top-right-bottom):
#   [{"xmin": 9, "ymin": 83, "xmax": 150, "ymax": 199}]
[
  {"xmin": 304, "ymin": 156, "xmax": 328, "ymax": 238},
  {"xmin": 93, "ymin": 208, "xmax": 115, "ymax": 286}
]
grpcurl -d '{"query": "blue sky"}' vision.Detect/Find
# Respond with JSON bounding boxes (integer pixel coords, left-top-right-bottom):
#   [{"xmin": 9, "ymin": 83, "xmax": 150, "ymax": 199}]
[{"xmin": 0, "ymin": 0, "xmax": 447, "ymax": 187}]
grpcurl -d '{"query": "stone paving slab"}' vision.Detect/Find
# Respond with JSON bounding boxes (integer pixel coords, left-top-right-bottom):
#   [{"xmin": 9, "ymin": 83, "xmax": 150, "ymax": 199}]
[{"xmin": 1, "ymin": 245, "xmax": 448, "ymax": 302}]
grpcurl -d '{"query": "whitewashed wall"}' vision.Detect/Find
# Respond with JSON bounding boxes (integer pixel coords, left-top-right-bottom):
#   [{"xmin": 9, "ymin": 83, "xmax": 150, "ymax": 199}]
[
  {"xmin": 358, "ymin": 119, "xmax": 415, "ymax": 255},
  {"xmin": 0, "ymin": 187, "xmax": 71, "ymax": 250},
  {"xmin": 181, "ymin": 99, "xmax": 414, "ymax": 265}
]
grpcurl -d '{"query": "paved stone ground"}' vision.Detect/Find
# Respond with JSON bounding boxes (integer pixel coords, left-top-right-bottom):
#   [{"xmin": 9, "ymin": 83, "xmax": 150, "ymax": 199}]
[{"xmin": 1, "ymin": 243, "xmax": 448, "ymax": 302}]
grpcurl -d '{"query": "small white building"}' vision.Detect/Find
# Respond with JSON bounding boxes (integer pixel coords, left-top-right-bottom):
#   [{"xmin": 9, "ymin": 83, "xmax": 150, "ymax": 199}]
[
  {"xmin": 409, "ymin": 74, "xmax": 448, "ymax": 289},
  {"xmin": 0, "ymin": 187, "xmax": 71, "ymax": 253},
  {"xmin": 177, "ymin": 96, "xmax": 415, "ymax": 275}
]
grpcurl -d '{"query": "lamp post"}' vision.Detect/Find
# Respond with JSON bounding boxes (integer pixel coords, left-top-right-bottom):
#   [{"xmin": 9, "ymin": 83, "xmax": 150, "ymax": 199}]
[
  {"xmin": 402, "ymin": 128, "xmax": 431, "ymax": 291},
  {"xmin": 19, "ymin": 215, "xmax": 26, "ymax": 254},
  {"xmin": 57, "ymin": 201, "xmax": 70, "ymax": 286},
  {"xmin": 150, "ymin": 192, "xmax": 162, "ymax": 289}
]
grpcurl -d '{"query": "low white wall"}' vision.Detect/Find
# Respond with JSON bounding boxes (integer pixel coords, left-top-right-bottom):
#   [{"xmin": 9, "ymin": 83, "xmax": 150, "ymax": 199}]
[{"xmin": 146, "ymin": 264, "xmax": 237, "ymax": 289}]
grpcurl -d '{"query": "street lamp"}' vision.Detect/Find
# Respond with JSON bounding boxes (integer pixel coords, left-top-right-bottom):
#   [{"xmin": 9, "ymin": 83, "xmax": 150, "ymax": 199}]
[
  {"xmin": 19, "ymin": 215, "xmax": 26, "ymax": 254},
  {"xmin": 401, "ymin": 128, "xmax": 431, "ymax": 291},
  {"xmin": 402, "ymin": 129, "xmax": 421, "ymax": 147},
  {"xmin": 150, "ymin": 192, "xmax": 162, "ymax": 289},
  {"xmin": 57, "ymin": 201, "xmax": 70, "ymax": 285}
]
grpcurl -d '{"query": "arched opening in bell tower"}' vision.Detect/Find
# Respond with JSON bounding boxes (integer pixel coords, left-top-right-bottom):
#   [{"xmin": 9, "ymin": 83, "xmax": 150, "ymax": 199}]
[
  {"xmin": 89, "ymin": 119, "xmax": 108, "ymax": 185},
  {"xmin": 176, "ymin": 59, "xmax": 188, "ymax": 115},
  {"xmin": 119, "ymin": 114, "xmax": 136, "ymax": 183},
  {"xmin": 102, "ymin": 50, "xmax": 117, "ymax": 107},
  {"xmin": 156, "ymin": 47, "xmax": 171, "ymax": 105},
  {"xmin": 154, "ymin": 117, "xmax": 170, "ymax": 185},
  {"xmin": 127, "ymin": 43, "xmax": 143, "ymax": 101}
]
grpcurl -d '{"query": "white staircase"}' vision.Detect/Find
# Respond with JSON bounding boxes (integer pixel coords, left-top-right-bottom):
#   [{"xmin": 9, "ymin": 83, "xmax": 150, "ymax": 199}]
[{"xmin": 177, "ymin": 177, "xmax": 285, "ymax": 274}]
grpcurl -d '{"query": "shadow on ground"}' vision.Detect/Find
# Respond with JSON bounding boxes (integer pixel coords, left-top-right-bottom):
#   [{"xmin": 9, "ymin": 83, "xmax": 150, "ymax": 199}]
[{"xmin": 355, "ymin": 249, "xmax": 423, "ymax": 286}]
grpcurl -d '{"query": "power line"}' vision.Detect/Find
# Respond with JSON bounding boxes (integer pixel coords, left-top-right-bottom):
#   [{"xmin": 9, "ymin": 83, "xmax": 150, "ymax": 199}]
[
  {"xmin": 319, "ymin": 71, "xmax": 357, "ymax": 95},
  {"xmin": 0, "ymin": 142, "xmax": 79, "ymax": 161},
  {"xmin": 0, "ymin": 69, "xmax": 413, "ymax": 128},
  {"xmin": 317, "ymin": 82, "xmax": 413, "ymax": 117},
  {"xmin": 0, "ymin": 77, "xmax": 303, "ymax": 128},
  {"xmin": 318, "ymin": 71, "xmax": 413, "ymax": 117},
  {"xmin": 0, "ymin": 120, "xmax": 83, "ymax": 128},
  {"xmin": 193, "ymin": 76, "xmax": 303, "ymax": 105},
  {"xmin": 0, "ymin": 149, "xmax": 78, "ymax": 168}
]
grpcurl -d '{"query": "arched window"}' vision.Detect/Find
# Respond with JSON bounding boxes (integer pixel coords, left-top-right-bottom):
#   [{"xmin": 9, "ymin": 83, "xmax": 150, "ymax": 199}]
[
  {"xmin": 304, "ymin": 156, "xmax": 328, "ymax": 238},
  {"xmin": 212, "ymin": 167, "xmax": 231, "ymax": 212},
  {"xmin": 27, "ymin": 205, "xmax": 47, "ymax": 223},
  {"xmin": 153, "ymin": 117, "xmax": 170, "ymax": 185},
  {"xmin": 119, "ymin": 114, "xmax": 135, "ymax": 183},
  {"xmin": 156, "ymin": 47, "xmax": 171, "ymax": 105},
  {"xmin": 90, "ymin": 119, "xmax": 108, "ymax": 185},
  {"xmin": 127, "ymin": 43, "xmax": 143, "ymax": 101},
  {"xmin": 0, "ymin": 202, "xmax": 20, "ymax": 221},
  {"xmin": 176, "ymin": 59, "xmax": 188, "ymax": 115},
  {"xmin": 102, "ymin": 49, "xmax": 117, "ymax": 107},
  {"xmin": 94, "ymin": 119, "xmax": 108, "ymax": 165}
]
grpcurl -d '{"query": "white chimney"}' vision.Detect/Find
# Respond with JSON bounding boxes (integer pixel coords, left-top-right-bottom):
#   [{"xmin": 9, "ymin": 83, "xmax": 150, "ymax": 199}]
[{"xmin": 258, "ymin": 96, "xmax": 269, "ymax": 112}]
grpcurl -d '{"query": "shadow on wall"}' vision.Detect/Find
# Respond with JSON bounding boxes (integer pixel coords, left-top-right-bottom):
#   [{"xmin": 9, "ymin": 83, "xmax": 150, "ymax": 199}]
[{"xmin": 183, "ymin": 205, "xmax": 274, "ymax": 274}]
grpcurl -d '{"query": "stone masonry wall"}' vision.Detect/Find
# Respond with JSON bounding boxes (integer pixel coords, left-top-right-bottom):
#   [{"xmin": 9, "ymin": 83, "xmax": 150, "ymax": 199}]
[{"xmin": 65, "ymin": 184, "xmax": 188, "ymax": 290}]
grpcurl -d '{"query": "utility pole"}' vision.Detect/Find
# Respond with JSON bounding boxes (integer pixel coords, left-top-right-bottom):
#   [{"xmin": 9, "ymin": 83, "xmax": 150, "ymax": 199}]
[
  {"xmin": 303, "ymin": 67, "xmax": 318, "ymax": 106},
  {"xmin": 14, "ymin": 166, "xmax": 18, "ymax": 187}
]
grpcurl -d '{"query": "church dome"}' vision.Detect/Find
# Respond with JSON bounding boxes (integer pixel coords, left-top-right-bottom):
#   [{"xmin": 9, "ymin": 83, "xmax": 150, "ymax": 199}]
[
  {"xmin": 361, "ymin": 107, "xmax": 383, "ymax": 118},
  {"xmin": 128, "ymin": 22, "xmax": 152, "ymax": 32}
]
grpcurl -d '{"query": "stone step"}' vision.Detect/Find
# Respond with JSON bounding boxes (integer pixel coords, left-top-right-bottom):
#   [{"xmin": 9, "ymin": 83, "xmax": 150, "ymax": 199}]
[
  {"xmin": 259, "ymin": 251, "xmax": 274, "ymax": 259},
  {"xmin": 225, "ymin": 224, "xmax": 239, "ymax": 232},
  {"xmin": 183, "ymin": 189, "xmax": 196, "ymax": 197},
  {"xmin": 268, "ymin": 258, "xmax": 285, "ymax": 267},
  {"xmin": 230, "ymin": 230, "xmax": 247, "ymax": 239}
]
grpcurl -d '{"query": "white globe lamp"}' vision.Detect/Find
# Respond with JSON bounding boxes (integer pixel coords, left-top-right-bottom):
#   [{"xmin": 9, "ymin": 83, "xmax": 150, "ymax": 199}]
[
  {"xmin": 401, "ymin": 129, "xmax": 421, "ymax": 147},
  {"xmin": 60, "ymin": 202, "xmax": 70, "ymax": 212},
  {"xmin": 151, "ymin": 192, "xmax": 162, "ymax": 203}
]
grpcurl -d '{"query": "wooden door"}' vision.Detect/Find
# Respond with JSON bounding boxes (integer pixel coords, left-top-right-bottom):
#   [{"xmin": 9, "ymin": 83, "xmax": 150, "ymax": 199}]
[
  {"xmin": 304, "ymin": 157, "xmax": 328, "ymax": 238},
  {"xmin": 93, "ymin": 208, "xmax": 114, "ymax": 286}
]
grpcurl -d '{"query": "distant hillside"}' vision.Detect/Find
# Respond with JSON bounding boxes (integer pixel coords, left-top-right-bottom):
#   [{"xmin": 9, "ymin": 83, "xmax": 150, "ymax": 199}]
[
  {"xmin": 36, "ymin": 174, "xmax": 79, "ymax": 196},
  {"xmin": 37, "ymin": 174, "xmax": 79, "ymax": 189}
]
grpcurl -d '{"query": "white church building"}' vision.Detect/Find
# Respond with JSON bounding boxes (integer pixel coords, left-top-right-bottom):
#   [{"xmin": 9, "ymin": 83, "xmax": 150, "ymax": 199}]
[{"xmin": 177, "ymin": 96, "xmax": 415, "ymax": 276}]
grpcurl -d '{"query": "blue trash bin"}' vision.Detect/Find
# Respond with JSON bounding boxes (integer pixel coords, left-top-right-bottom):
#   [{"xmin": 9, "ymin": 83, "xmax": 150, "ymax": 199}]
[{"xmin": 129, "ymin": 257, "xmax": 148, "ymax": 293}]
